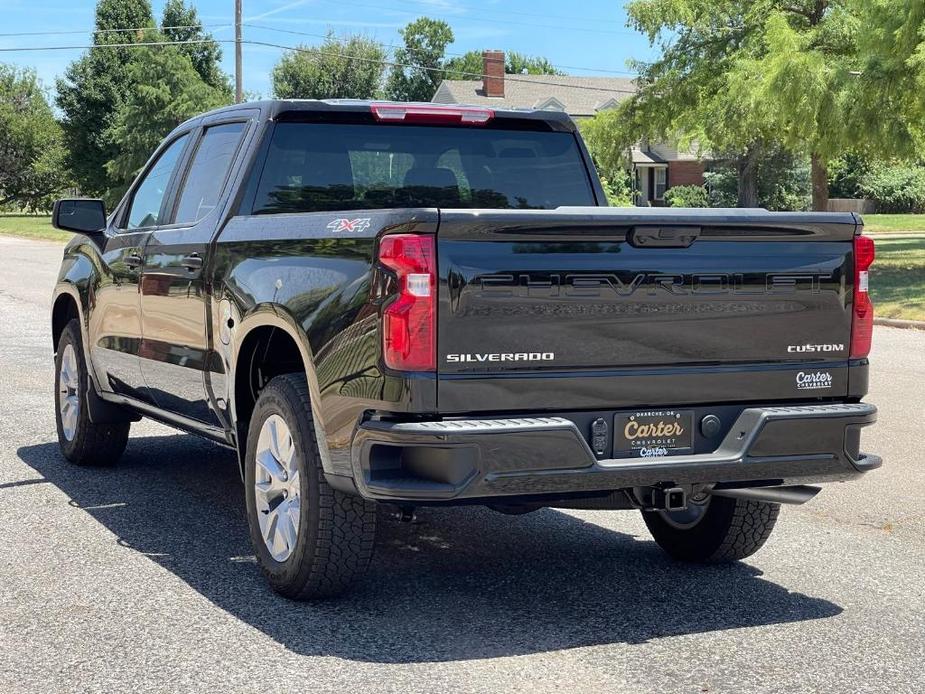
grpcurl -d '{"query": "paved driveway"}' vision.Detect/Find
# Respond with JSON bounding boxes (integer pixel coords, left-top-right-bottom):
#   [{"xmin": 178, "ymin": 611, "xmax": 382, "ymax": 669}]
[{"xmin": 0, "ymin": 236, "xmax": 922, "ymax": 693}]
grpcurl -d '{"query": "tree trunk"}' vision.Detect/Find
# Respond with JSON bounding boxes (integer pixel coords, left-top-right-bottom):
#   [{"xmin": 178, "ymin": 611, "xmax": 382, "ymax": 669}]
[
  {"xmin": 811, "ymin": 153, "xmax": 829, "ymax": 211},
  {"xmin": 736, "ymin": 149, "xmax": 758, "ymax": 208}
]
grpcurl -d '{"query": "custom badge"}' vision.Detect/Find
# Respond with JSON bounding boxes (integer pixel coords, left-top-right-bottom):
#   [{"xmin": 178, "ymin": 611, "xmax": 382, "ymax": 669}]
[{"xmin": 326, "ymin": 218, "xmax": 371, "ymax": 233}]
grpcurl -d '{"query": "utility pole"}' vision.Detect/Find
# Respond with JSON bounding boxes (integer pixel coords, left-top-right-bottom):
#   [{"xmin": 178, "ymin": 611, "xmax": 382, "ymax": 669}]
[{"xmin": 234, "ymin": 0, "xmax": 243, "ymax": 103}]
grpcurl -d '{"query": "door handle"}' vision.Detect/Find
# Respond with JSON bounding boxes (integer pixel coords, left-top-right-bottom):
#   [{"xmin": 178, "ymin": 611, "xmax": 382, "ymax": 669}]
[
  {"xmin": 628, "ymin": 226, "xmax": 701, "ymax": 248},
  {"xmin": 181, "ymin": 254, "xmax": 203, "ymax": 271},
  {"xmin": 125, "ymin": 253, "xmax": 143, "ymax": 269}
]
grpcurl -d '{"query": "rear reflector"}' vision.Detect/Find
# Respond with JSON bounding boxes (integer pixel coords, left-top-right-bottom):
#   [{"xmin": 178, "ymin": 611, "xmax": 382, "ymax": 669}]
[
  {"xmin": 850, "ymin": 234, "xmax": 875, "ymax": 359},
  {"xmin": 378, "ymin": 234, "xmax": 436, "ymax": 371},
  {"xmin": 371, "ymin": 103, "xmax": 494, "ymax": 125}
]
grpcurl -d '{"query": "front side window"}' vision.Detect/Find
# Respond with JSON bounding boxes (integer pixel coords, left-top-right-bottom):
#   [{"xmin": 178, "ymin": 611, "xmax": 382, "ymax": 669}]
[
  {"xmin": 125, "ymin": 135, "xmax": 189, "ymax": 230},
  {"xmin": 251, "ymin": 122, "xmax": 596, "ymax": 214},
  {"xmin": 174, "ymin": 122, "xmax": 246, "ymax": 225}
]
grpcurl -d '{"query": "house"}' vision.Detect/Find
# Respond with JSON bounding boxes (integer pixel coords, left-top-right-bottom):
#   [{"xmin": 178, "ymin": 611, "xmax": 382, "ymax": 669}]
[{"xmin": 432, "ymin": 50, "xmax": 708, "ymax": 206}]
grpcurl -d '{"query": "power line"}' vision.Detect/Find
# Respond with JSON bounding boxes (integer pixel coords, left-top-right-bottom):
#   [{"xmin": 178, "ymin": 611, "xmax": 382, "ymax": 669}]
[
  {"xmin": 0, "ymin": 36, "xmax": 638, "ymax": 96},
  {"xmin": 360, "ymin": 0, "xmax": 631, "ymax": 26},
  {"xmin": 0, "ymin": 24, "xmax": 231, "ymax": 38},
  {"xmin": 314, "ymin": 0, "xmax": 641, "ymax": 36},
  {"xmin": 0, "ymin": 38, "xmax": 234, "ymax": 52},
  {"xmin": 244, "ymin": 23, "xmax": 638, "ymax": 76},
  {"xmin": 244, "ymin": 39, "xmax": 638, "ymax": 94},
  {"xmin": 0, "ymin": 20, "xmax": 639, "ymax": 77}
]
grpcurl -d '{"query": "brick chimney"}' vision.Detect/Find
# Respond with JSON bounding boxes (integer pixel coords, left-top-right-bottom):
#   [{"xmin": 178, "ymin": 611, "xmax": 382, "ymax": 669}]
[{"xmin": 482, "ymin": 50, "xmax": 505, "ymax": 98}]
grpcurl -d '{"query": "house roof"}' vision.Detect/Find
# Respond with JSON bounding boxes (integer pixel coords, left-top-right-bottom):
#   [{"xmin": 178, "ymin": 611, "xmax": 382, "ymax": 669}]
[
  {"xmin": 631, "ymin": 147, "xmax": 667, "ymax": 165},
  {"xmin": 432, "ymin": 75, "xmax": 637, "ymax": 117}
]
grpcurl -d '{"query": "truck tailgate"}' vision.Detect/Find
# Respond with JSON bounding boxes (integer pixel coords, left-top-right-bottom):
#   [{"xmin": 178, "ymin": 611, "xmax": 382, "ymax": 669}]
[{"xmin": 436, "ymin": 208, "xmax": 860, "ymax": 412}]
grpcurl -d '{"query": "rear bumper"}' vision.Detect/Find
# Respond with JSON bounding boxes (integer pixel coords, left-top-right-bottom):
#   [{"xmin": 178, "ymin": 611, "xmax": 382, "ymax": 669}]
[{"xmin": 347, "ymin": 403, "xmax": 880, "ymax": 502}]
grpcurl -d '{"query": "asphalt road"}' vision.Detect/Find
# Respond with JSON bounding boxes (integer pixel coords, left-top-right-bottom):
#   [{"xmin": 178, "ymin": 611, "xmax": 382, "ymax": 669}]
[{"xmin": 0, "ymin": 235, "xmax": 923, "ymax": 694}]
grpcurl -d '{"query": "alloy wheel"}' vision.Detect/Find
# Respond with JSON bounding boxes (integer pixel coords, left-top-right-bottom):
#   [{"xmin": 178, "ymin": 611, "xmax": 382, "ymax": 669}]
[
  {"xmin": 254, "ymin": 414, "xmax": 302, "ymax": 562},
  {"xmin": 58, "ymin": 344, "xmax": 80, "ymax": 442}
]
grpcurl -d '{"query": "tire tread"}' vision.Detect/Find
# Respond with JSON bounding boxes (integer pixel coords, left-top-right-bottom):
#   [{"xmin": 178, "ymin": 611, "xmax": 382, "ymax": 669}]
[
  {"xmin": 56, "ymin": 320, "xmax": 129, "ymax": 467},
  {"xmin": 247, "ymin": 373, "xmax": 376, "ymax": 599}
]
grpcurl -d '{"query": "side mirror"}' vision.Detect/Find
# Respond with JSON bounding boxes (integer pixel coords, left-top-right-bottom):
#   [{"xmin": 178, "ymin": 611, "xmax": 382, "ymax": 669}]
[{"xmin": 52, "ymin": 199, "xmax": 107, "ymax": 234}]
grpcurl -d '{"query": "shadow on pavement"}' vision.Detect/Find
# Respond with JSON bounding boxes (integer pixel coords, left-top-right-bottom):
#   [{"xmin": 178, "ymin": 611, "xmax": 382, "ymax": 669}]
[{"xmin": 18, "ymin": 434, "xmax": 842, "ymax": 663}]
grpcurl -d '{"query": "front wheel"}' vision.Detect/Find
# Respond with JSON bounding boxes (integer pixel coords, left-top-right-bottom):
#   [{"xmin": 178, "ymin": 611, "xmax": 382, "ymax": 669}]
[
  {"xmin": 55, "ymin": 319, "xmax": 130, "ymax": 466},
  {"xmin": 642, "ymin": 495, "xmax": 780, "ymax": 563},
  {"xmin": 244, "ymin": 373, "xmax": 377, "ymax": 599}
]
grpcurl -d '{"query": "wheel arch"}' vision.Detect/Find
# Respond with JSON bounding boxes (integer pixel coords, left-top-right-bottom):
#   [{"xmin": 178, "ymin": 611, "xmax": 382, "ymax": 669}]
[
  {"xmin": 230, "ymin": 308, "xmax": 333, "ymax": 477},
  {"xmin": 51, "ymin": 289, "xmax": 81, "ymax": 353}
]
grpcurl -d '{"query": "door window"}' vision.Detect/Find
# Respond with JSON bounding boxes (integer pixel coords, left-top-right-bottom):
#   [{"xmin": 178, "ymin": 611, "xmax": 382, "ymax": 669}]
[
  {"xmin": 125, "ymin": 134, "xmax": 189, "ymax": 230},
  {"xmin": 174, "ymin": 122, "xmax": 247, "ymax": 225}
]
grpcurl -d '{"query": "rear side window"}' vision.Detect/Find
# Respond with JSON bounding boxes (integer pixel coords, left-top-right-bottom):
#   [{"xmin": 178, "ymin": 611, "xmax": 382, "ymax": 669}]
[
  {"xmin": 251, "ymin": 122, "xmax": 596, "ymax": 214},
  {"xmin": 174, "ymin": 122, "xmax": 246, "ymax": 225}
]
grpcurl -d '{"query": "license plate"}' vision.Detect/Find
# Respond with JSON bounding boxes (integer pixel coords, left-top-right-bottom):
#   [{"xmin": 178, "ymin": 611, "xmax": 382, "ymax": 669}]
[{"xmin": 614, "ymin": 410, "xmax": 693, "ymax": 458}]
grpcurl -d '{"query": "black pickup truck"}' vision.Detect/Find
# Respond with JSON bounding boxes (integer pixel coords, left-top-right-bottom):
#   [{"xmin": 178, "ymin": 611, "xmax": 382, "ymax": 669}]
[{"xmin": 51, "ymin": 100, "xmax": 879, "ymax": 599}]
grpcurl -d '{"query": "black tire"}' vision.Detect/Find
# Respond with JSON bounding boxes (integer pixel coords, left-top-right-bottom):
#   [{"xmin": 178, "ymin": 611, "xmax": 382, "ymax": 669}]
[
  {"xmin": 244, "ymin": 373, "xmax": 377, "ymax": 599},
  {"xmin": 54, "ymin": 319, "xmax": 130, "ymax": 466},
  {"xmin": 642, "ymin": 496, "xmax": 780, "ymax": 563}
]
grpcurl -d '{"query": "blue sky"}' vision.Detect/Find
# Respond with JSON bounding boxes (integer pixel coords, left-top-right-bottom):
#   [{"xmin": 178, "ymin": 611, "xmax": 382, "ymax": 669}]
[{"xmin": 0, "ymin": 0, "xmax": 657, "ymax": 99}]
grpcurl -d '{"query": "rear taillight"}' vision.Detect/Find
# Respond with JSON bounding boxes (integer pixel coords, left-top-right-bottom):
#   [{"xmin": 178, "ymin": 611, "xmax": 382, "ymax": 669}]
[
  {"xmin": 850, "ymin": 234, "xmax": 875, "ymax": 359},
  {"xmin": 371, "ymin": 103, "xmax": 494, "ymax": 125},
  {"xmin": 378, "ymin": 234, "xmax": 436, "ymax": 371}
]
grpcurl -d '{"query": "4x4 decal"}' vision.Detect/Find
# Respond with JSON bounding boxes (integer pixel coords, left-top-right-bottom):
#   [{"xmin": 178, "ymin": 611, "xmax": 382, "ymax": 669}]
[{"xmin": 326, "ymin": 217, "xmax": 371, "ymax": 233}]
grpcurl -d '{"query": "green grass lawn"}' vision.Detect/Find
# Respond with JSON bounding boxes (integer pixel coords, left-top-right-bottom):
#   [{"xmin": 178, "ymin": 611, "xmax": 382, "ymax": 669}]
[
  {"xmin": 870, "ymin": 238, "xmax": 925, "ymax": 321},
  {"xmin": 0, "ymin": 215, "xmax": 68, "ymax": 242},
  {"xmin": 863, "ymin": 214, "xmax": 925, "ymax": 234}
]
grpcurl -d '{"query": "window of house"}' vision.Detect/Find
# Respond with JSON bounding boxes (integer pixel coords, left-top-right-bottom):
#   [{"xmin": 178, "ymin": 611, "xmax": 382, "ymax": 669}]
[
  {"xmin": 174, "ymin": 122, "xmax": 247, "ymax": 225},
  {"xmin": 654, "ymin": 167, "xmax": 667, "ymax": 200}
]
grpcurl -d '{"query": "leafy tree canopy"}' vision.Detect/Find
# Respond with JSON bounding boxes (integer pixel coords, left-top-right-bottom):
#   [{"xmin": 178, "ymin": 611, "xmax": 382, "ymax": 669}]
[
  {"xmin": 272, "ymin": 33, "xmax": 386, "ymax": 99},
  {"xmin": 444, "ymin": 50, "xmax": 564, "ymax": 79},
  {"xmin": 56, "ymin": 0, "xmax": 155, "ymax": 197},
  {"xmin": 847, "ymin": 0, "xmax": 925, "ymax": 158},
  {"xmin": 57, "ymin": 0, "xmax": 229, "ymax": 200},
  {"xmin": 386, "ymin": 17, "xmax": 454, "ymax": 102},
  {"xmin": 595, "ymin": 0, "xmax": 863, "ymax": 208},
  {"xmin": 0, "ymin": 65, "xmax": 70, "ymax": 210},
  {"xmin": 161, "ymin": 0, "xmax": 230, "ymax": 94},
  {"xmin": 105, "ymin": 40, "xmax": 231, "ymax": 201}
]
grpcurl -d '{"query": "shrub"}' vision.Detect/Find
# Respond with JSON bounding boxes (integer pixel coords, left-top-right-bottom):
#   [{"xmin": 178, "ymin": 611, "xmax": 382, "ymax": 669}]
[
  {"xmin": 600, "ymin": 174, "xmax": 634, "ymax": 207},
  {"xmin": 704, "ymin": 147, "xmax": 810, "ymax": 210},
  {"xmin": 827, "ymin": 152, "xmax": 871, "ymax": 199},
  {"xmin": 664, "ymin": 185, "xmax": 709, "ymax": 208},
  {"xmin": 859, "ymin": 163, "xmax": 925, "ymax": 213}
]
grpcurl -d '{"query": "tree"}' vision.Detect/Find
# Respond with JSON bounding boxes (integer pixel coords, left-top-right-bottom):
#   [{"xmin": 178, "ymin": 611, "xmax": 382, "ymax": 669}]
[
  {"xmin": 741, "ymin": 5, "xmax": 860, "ymax": 210},
  {"xmin": 386, "ymin": 18, "xmax": 454, "ymax": 102},
  {"xmin": 161, "ymin": 0, "xmax": 230, "ymax": 94},
  {"xmin": 56, "ymin": 0, "xmax": 155, "ymax": 197},
  {"xmin": 846, "ymin": 1, "xmax": 925, "ymax": 160},
  {"xmin": 445, "ymin": 50, "xmax": 564, "ymax": 79},
  {"xmin": 506, "ymin": 52, "xmax": 564, "ymax": 76},
  {"xmin": 598, "ymin": 0, "xmax": 861, "ymax": 209},
  {"xmin": 272, "ymin": 33, "xmax": 385, "ymax": 99},
  {"xmin": 106, "ymin": 42, "xmax": 230, "ymax": 195},
  {"xmin": 0, "ymin": 65, "xmax": 70, "ymax": 210}
]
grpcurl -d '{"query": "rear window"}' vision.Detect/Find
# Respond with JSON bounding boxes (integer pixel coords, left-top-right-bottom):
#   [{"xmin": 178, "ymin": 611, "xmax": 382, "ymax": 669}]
[{"xmin": 251, "ymin": 122, "xmax": 596, "ymax": 214}]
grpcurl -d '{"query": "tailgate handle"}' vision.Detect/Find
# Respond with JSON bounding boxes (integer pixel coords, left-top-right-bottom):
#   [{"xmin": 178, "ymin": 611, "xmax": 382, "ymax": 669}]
[{"xmin": 628, "ymin": 226, "xmax": 701, "ymax": 248}]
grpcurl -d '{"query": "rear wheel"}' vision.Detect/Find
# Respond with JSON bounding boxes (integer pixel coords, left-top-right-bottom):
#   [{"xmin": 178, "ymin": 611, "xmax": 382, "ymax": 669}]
[
  {"xmin": 244, "ymin": 373, "xmax": 377, "ymax": 599},
  {"xmin": 54, "ymin": 319, "xmax": 130, "ymax": 466},
  {"xmin": 642, "ymin": 495, "xmax": 780, "ymax": 562}
]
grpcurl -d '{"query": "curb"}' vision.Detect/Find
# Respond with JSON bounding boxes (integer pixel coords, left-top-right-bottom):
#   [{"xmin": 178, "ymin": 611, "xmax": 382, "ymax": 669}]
[{"xmin": 874, "ymin": 317, "xmax": 925, "ymax": 331}]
